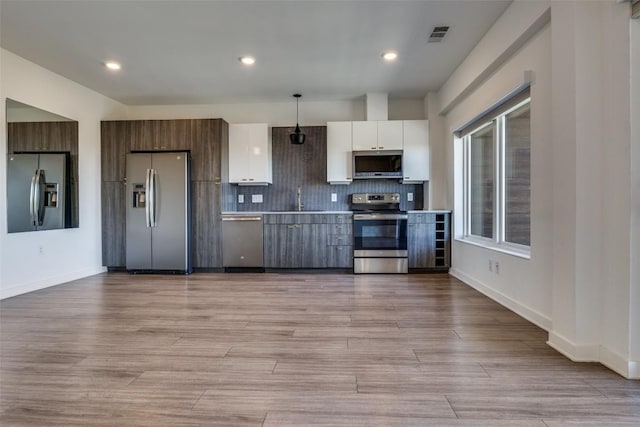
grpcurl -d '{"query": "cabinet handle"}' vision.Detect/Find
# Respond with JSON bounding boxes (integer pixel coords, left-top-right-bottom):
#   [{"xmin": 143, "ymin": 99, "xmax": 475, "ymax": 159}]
[
  {"xmin": 405, "ymin": 177, "xmax": 410, "ymax": 179},
  {"xmin": 379, "ymin": 146, "xmax": 384, "ymax": 149},
  {"xmin": 371, "ymin": 146, "xmax": 376, "ymax": 149},
  {"xmin": 242, "ymin": 179, "xmax": 247, "ymax": 181},
  {"xmin": 337, "ymin": 246, "xmax": 343, "ymax": 250},
  {"xmin": 408, "ymin": 224, "xmax": 415, "ymax": 227},
  {"xmin": 287, "ymin": 225, "xmax": 296, "ymax": 229},
  {"xmin": 249, "ymin": 178, "xmax": 254, "ymax": 181}
]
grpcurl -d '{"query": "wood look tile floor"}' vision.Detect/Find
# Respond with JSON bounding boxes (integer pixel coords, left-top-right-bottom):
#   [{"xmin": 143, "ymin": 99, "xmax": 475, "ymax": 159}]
[{"xmin": 1, "ymin": 273, "xmax": 638, "ymax": 426}]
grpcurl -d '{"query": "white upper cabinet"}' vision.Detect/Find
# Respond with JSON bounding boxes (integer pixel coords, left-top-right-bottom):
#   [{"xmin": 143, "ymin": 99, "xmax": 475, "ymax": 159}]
[
  {"xmin": 351, "ymin": 121, "xmax": 378, "ymax": 151},
  {"xmin": 326, "ymin": 121, "xmax": 353, "ymax": 184},
  {"xmin": 402, "ymin": 120, "xmax": 429, "ymax": 183},
  {"xmin": 352, "ymin": 120, "xmax": 402, "ymax": 151},
  {"xmin": 376, "ymin": 121, "xmax": 403, "ymax": 150},
  {"xmin": 228, "ymin": 123, "xmax": 272, "ymax": 185}
]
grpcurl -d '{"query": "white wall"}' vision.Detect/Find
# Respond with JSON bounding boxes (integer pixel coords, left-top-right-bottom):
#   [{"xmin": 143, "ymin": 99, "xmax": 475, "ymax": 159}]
[
  {"xmin": 440, "ymin": 0, "xmax": 638, "ymax": 378},
  {"xmin": 118, "ymin": 97, "xmax": 423, "ymax": 125},
  {"xmin": 630, "ymin": 16, "xmax": 640, "ymax": 375},
  {"xmin": 598, "ymin": 0, "xmax": 633, "ymax": 376},
  {"xmin": 0, "ymin": 49, "xmax": 125, "ymax": 299},
  {"xmin": 388, "ymin": 98, "xmax": 424, "ymax": 120},
  {"xmin": 425, "ymin": 92, "xmax": 447, "ymax": 210},
  {"xmin": 446, "ymin": 10, "xmax": 554, "ymax": 329}
]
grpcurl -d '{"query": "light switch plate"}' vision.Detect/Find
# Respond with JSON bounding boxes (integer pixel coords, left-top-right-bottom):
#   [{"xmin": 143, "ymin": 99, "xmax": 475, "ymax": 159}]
[
  {"xmin": 238, "ymin": 194, "xmax": 244, "ymax": 203},
  {"xmin": 252, "ymin": 194, "xmax": 263, "ymax": 203},
  {"xmin": 407, "ymin": 192, "xmax": 414, "ymax": 202},
  {"xmin": 331, "ymin": 193, "xmax": 337, "ymax": 202}
]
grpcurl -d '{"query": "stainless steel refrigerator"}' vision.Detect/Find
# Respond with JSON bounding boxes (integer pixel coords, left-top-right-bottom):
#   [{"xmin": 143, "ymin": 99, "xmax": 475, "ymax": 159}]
[
  {"xmin": 126, "ymin": 152, "xmax": 191, "ymax": 273},
  {"xmin": 7, "ymin": 153, "xmax": 69, "ymax": 233}
]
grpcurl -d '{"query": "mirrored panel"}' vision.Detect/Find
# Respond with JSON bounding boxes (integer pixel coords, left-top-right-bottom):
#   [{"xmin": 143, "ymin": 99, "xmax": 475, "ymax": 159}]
[{"xmin": 6, "ymin": 99, "xmax": 79, "ymax": 232}]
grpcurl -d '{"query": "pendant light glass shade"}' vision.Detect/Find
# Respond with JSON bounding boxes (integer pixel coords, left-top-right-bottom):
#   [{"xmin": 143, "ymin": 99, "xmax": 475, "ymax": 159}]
[{"xmin": 290, "ymin": 94, "xmax": 306, "ymax": 145}]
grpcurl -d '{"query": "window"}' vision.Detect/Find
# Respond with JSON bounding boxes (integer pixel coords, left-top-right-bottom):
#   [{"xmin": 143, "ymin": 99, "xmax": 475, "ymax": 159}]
[{"xmin": 460, "ymin": 90, "xmax": 531, "ymax": 254}]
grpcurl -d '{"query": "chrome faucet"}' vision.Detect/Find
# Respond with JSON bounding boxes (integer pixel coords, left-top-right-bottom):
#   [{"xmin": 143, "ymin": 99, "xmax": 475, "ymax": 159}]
[{"xmin": 297, "ymin": 186, "xmax": 304, "ymax": 211}]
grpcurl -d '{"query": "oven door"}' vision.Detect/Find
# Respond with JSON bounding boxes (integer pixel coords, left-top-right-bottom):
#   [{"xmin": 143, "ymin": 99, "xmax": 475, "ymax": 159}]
[{"xmin": 353, "ymin": 214, "xmax": 408, "ymax": 257}]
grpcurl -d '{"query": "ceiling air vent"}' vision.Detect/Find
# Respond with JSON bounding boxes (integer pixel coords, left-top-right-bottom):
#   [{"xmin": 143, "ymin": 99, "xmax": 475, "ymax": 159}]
[{"xmin": 428, "ymin": 26, "xmax": 450, "ymax": 43}]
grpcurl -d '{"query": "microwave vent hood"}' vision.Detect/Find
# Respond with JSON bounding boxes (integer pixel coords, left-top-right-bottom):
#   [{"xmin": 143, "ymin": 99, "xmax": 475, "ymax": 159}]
[{"xmin": 352, "ymin": 150, "xmax": 402, "ymax": 179}]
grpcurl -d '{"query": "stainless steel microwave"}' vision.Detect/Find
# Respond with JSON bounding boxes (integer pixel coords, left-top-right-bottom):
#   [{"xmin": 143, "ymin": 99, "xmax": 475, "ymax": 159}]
[{"xmin": 352, "ymin": 150, "xmax": 403, "ymax": 179}]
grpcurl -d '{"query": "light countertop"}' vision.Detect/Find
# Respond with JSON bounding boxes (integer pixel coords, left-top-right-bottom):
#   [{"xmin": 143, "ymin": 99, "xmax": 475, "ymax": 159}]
[{"xmin": 222, "ymin": 210, "xmax": 451, "ymax": 215}]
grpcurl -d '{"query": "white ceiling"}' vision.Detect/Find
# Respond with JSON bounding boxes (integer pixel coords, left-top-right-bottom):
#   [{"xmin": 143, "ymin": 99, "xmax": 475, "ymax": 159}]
[{"xmin": 0, "ymin": 0, "xmax": 512, "ymax": 105}]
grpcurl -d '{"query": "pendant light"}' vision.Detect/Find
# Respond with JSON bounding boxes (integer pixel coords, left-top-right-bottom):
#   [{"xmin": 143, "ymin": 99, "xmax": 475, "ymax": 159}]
[{"xmin": 290, "ymin": 93, "xmax": 306, "ymax": 145}]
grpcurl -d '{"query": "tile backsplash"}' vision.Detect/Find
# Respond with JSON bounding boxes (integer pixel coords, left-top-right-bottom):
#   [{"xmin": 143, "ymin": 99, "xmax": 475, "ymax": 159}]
[{"xmin": 232, "ymin": 126, "xmax": 423, "ymax": 212}]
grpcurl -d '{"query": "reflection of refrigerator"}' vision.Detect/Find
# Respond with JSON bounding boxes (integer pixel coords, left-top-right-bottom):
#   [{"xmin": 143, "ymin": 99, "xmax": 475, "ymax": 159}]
[
  {"xmin": 126, "ymin": 152, "xmax": 191, "ymax": 273},
  {"xmin": 7, "ymin": 153, "xmax": 69, "ymax": 232}
]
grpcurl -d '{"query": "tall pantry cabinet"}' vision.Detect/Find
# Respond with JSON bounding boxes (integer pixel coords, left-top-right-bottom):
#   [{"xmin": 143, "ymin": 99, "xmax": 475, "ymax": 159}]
[{"xmin": 100, "ymin": 119, "xmax": 231, "ymax": 269}]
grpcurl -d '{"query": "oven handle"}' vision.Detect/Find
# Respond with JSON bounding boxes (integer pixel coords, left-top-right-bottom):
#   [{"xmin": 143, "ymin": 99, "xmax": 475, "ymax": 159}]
[{"xmin": 353, "ymin": 214, "xmax": 408, "ymax": 220}]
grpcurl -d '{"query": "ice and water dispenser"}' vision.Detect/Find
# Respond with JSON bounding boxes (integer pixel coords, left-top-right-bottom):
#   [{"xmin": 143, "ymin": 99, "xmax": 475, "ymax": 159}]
[
  {"xmin": 132, "ymin": 184, "xmax": 146, "ymax": 208},
  {"xmin": 43, "ymin": 182, "xmax": 59, "ymax": 208}
]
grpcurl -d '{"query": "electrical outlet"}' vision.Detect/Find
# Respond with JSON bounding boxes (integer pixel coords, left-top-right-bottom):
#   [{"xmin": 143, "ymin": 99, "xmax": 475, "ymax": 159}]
[
  {"xmin": 331, "ymin": 193, "xmax": 337, "ymax": 202},
  {"xmin": 251, "ymin": 194, "xmax": 263, "ymax": 203},
  {"xmin": 495, "ymin": 261, "xmax": 500, "ymax": 274},
  {"xmin": 238, "ymin": 194, "xmax": 244, "ymax": 203},
  {"xmin": 407, "ymin": 192, "xmax": 414, "ymax": 202},
  {"xmin": 38, "ymin": 245, "xmax": 44, "ymax": 255},
  {"xmin": 488, "ymin": 260, "xmax": 493, "ymax": 272}
]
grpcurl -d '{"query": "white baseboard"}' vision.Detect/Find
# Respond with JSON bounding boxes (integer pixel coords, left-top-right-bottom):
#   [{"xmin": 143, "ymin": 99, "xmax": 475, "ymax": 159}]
[
  {"xmin": 547, "ymin": 330, "xmax": 640, "ymax": 379},
  {"xmin": 547, "ymin": 330, "xmax": 599, "ymax": 361},
  {"xmin": 0, "ymin": 266, "xmax": 107, "ymax": 300},
  {"xmin": 599, "ymin": 345, "xmax": 640, "ymax": 380},
  {"xmin": 449, "ymin": 267, "xmax": 552, "ymax": 330}
]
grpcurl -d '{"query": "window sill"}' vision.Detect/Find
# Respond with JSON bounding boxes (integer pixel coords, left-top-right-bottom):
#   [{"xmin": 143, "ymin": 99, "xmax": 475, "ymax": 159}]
[{"xmin": 454, "ymin": 236, "xmax": 531, "ymax": 260}]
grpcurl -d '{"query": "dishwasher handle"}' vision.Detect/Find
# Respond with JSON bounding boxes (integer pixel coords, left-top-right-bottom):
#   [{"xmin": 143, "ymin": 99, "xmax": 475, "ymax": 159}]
[{"xmin": 221, "ymin": 216, "xmax": 263, "ymax": 222}]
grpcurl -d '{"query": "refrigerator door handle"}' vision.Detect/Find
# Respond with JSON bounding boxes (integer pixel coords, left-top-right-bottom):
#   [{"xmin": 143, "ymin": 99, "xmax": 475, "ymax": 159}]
[
  {"xmin": 29, "ymin": 169, "xmax": 37, "ymax": 226},
  {"xmin": 144, "ymin": 168, "xmax": 151, "ymax": 228},
  {"xmin": 150, "ymin": 168, "xmax": 157, "ymax": 227},
  {"xmin": 34, "ymin": 169, "xmax": 43, "ymax": 226}
]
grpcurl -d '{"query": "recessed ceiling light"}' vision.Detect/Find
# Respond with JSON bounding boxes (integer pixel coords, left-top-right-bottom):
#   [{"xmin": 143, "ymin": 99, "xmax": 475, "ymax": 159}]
[
  {"xmin": 382, "ymin": 51, "xmax": 398, "ymax": 61},
  {"xmin": 104, "ymin": 61, "xmax": 121, "ymax": 71},
  {"xmin": 239, "ymin": 56, "xmax": 256, "ymax": 66}
]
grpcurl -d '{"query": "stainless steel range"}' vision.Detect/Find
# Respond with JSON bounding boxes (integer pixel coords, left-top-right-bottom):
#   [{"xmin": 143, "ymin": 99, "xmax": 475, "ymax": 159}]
[{"xmin": 351, "ymin": 193, "xmax": 408, "ymax": 274}]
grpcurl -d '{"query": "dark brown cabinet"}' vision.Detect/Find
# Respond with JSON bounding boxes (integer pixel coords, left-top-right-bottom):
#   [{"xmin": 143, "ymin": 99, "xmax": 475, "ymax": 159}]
[
  {"xmin": 191, "ymin": 181, "xmax": 222, "ymax": 267},
  {"xmin": 263, "ymin": 214, "xmax": 352, "ymax": 269},
  {"xmin": 263, "ymin": 223, "xmax": 305, "ymax": 268},
  {"xmin": 100, "ymin": 121, "xmax": 129, "ymax": 182},
  {"xmin": 408, "ymin": 212, "xmax": 450, "ymax": 270},
  {"xmin": 101, "ymin": 181, "xmax": 126, "ymax": 267},
  {"xmin": 100, "ymin": 118, "xmax": 230, "ymax": 269},
  {"xmin": 8, "ymin": 121, "xmax": 77, "ymax": 153}
]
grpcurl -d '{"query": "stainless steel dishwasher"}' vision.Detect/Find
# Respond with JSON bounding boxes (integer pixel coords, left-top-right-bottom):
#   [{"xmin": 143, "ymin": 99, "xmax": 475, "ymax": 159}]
[{"xmin": 221, "ymin": 214, "xmax": 264, "ymax": 268}]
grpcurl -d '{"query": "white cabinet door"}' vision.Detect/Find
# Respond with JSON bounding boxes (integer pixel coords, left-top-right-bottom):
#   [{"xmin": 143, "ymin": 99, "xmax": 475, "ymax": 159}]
[
  {"xmin": 352, "ymin": 121, "xmax": 378, "ymax": 151},
  {"xmin": 377, "ymin": 121, "xmax": 403, "ymax": 150},
  {"xmin": 228, "ymin": 124, "xmax": 250, "ymax": 183},
  {"xmin": 229, "ymin": 123, "xmax": 272, "ymax": 185},
  {"xmin": 247, "ymin": 123, "xmax": 272, "ymax": 184},
  {"xmin": 326, "ymin": 121, "xmax": 352, "ymax": 184},
  {"xmin": 402, "ymin": 120, "xmax": 429, "ymax": 182}
]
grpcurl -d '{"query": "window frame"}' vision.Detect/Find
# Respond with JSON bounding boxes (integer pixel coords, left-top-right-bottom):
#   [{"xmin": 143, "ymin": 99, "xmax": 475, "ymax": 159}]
[{"xmin": 460, "ymin": 97, "xmax": 532, "ymax": 258}]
